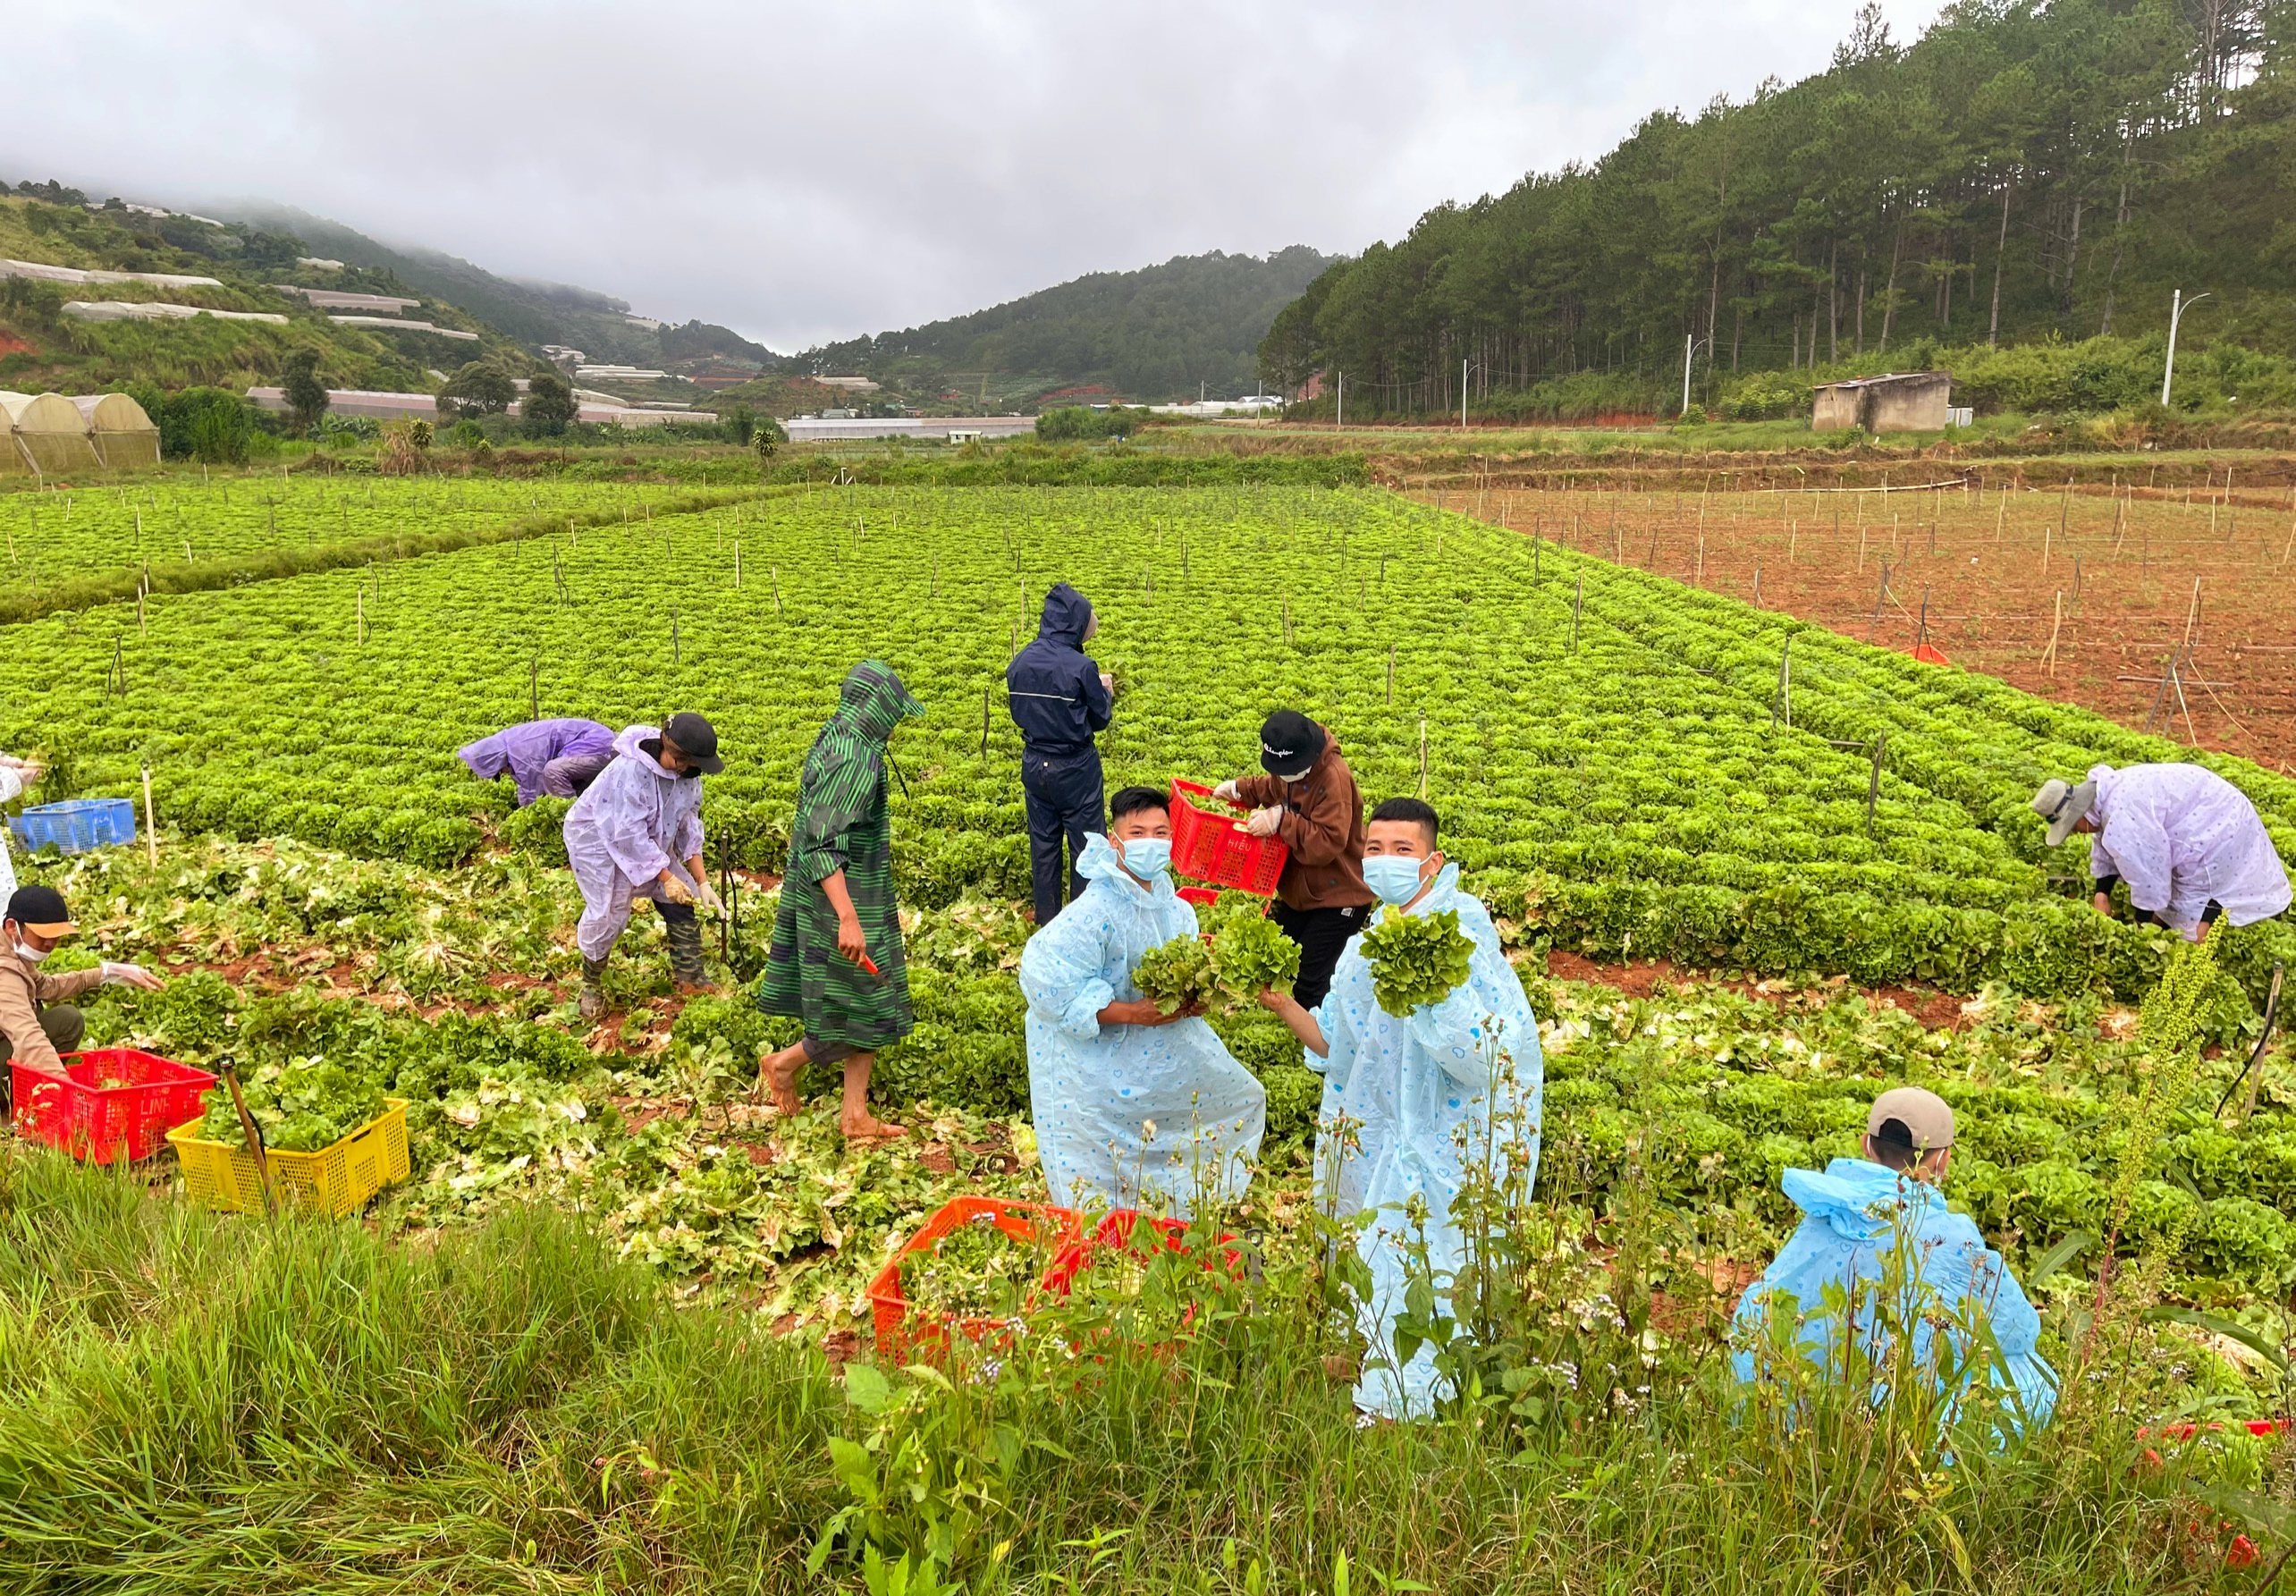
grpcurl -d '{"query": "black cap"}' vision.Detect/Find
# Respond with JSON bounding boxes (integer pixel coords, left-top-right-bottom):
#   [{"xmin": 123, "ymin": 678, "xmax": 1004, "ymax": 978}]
[
  {"xmin": 663, "ymin": 712, "xmax": 724, "ymax": 774},
  {"xmin": 1259, "ymin": 710, "xmax": 1325, "ymax": 778},
  {"xmin": 5, "ymin": 883, "xmax": 75, "ymax": 936}
]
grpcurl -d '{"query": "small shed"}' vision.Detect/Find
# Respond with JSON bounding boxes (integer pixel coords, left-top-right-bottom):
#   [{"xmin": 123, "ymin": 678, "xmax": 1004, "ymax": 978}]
[
  {"xmin": 72, "ymin": 393, "xmax": 162, "ymax": 470},
  {"xmin": 0, "ymin": 391, "xmax": 103, "ymax": 476},
  {"xmin": 1811, "ymin": 372, "xmax": 1952, "ymax": 433}
]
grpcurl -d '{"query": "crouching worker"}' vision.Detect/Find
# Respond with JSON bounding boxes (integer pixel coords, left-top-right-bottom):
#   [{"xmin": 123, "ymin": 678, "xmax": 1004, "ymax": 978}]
[
  {"xmin": 1732, "ymin": 1087, "xmax": 2056, "ymax": 1439},
  {"xmin": 2, "ymin": 885, "xmax": 165, "ymax": 1114},
  {"xmin": 1257, "ymin": 798, "xmax": 1542, "ymax": 1421},
  {"xmin": 1019, "ymin": 785, "xmax": 1266, "ymax": 1215},
  {"xmin": 755, "ymin": 663, "xmax": 924, "ymax": 1143},
  {"xmin": 564, "ymin": 715, "xmax": 725, "ymax": 1020},
  {"xmin": 459, "ymin": 717, "xmax": 616, "ymax": 806}
]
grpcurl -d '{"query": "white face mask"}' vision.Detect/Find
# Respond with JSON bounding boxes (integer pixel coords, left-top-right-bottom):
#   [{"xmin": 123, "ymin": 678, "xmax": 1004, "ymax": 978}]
[
  {"xmin": 13, "ymin": 940, "xmax": 49, "ymax": 964},
  {"xmin": 1276, "ymin": 769, "xmax": 1306, "ymax": 784}
]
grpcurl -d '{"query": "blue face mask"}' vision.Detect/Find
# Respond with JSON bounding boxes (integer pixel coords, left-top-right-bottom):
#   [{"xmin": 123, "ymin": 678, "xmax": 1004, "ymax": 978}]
[
  {"xmin": 1363, "ymin": 855, "xmax": 1429, "ymax": 906},
  {"xmin": 1118, "ymin": 838, "xmax": 1172, "ymax": 880}
]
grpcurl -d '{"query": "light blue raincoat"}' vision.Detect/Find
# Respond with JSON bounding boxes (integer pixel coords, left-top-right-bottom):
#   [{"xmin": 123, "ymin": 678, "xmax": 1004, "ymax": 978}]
[
  {"xmin": 1731, "ymin": 1158, "xmax": 2057, "ymax": 1435},
  {"xmin": 1019, "ymin": 832, "xmax": 1266, "ymax": 1215},
  {"xmin": 1310, "ymin": 865, "xmax": 1542, "ymax": 1419}
]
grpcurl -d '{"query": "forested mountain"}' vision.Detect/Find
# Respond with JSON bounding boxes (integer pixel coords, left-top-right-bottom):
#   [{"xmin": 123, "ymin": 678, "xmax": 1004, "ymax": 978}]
[
  {"xmin": 1260, "ymin": 0, "xmax": 2292, "ymax": 416},
  {"xmin": 805, "ymin": 248, "xmax": 1334, "ymax": 405}
]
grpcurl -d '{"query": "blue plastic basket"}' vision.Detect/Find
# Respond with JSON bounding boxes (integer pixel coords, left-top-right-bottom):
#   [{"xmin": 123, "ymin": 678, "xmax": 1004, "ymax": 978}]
[{"xmin": 8, "ymin": 798, "xmax": 137, "ymax": 855}]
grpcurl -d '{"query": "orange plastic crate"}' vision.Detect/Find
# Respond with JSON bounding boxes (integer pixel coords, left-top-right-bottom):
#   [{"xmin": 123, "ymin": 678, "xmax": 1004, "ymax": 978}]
[
  {"xmin": 1168, "ymin": 780, "xmax": 1287, "ymax": 896},
  {"xmin": 10, "ymin": 1050, "xmax": 217, "ymax": 1163},
  {"xmin": 866, "ymin": 1195, "xmax": 1082, "ymax": 1360}
]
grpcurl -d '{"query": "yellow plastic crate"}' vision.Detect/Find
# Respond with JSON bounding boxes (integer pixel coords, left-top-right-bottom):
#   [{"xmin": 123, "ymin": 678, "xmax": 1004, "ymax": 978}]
[{"xmin": 165, "ymin": 1099, "xmax": 411, "ymax": 1216}]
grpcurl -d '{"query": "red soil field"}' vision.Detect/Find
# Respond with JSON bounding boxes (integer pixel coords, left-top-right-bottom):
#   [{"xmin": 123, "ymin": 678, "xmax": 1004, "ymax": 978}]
[{"xmin": 1425, "ymin": 479, "xmax": 2296, "ymax": 774}]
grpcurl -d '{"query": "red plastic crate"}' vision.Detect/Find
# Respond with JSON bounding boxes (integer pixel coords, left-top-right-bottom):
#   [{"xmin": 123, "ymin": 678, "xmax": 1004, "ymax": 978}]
[
  {"xmin": 866, "ymin": 1195, "xmax": 1082, "ymax": 1360},
  {"xmin": 10, "ymin": 1049, "xmax": 218, "ymax": 1164},
  {"xmin": 1176, "ymin": 885, "xmax": 1221, "ymax": 908},
  {"xmin": 1043, "ymin": 1209, "xmax": 1245, "ymax": 1296},
  {"xmin": 1169, "ymin": 780, "xmax": 1287, "ymax": 897}
]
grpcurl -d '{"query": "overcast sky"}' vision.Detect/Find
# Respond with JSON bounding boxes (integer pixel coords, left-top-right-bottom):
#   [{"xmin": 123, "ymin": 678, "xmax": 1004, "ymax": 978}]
[{"xmin": 11, "ymin": 0, "xmax": 1946, "ymax": 351}]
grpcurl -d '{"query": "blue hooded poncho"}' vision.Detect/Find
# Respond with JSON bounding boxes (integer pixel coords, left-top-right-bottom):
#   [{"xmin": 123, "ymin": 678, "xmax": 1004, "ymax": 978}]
[
  {"xmin": 1731, "ymin": 1158, "xmax": 2057, "ymax": 1436},
  {"xmin": 1018, "ymin": 832, "xmax": 1265, "ymax": 1216},
  {"xmin": 1310, "ymin": 865, "xmax": 1543, "ymax": 1419}
]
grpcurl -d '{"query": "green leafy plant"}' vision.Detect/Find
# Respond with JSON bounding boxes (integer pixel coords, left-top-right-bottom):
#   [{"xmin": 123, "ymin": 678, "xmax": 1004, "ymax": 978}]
[
  {"xmin": 1359, "ymin": 906, "xmax": 1474, "ymax": 1018},
  {"xmin": 1132, "ymin": 933, "xmax": 1216, "ymax": 1015}
]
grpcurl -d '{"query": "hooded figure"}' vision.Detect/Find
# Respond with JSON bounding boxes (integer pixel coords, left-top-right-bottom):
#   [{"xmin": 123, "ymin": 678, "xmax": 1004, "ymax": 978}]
[
  {"xmin": 1306, "ymin": 865, "xmax": 1541, "ymax": 1420},
  {"xmin": 756, "ymin": 663, "xmax": 924, "ymax": 1139},
  {"xmin": 564, "ymin": 722, "xmax": 717, "ymax": 1015},
  {"xmin": 1007, "ymin": 583, "xmax": 1114, "ymax": 925},
  {"xmin": 1019, "ymin": 831, "xmax": 1266, "ymax": 1215},
  {"xmin": 1732, "ymin": 1159, "xmax": 2057, "ymax": 1440},
  {"xmin": 458, "ymin": 718, "xmax": 616, "ymax": 807}
]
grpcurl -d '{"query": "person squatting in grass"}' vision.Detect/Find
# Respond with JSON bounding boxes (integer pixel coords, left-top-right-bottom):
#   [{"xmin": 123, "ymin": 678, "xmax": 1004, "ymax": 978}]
[
  {"xmin": 755, "ymin": 662, "xmax": 924, "ymax": 1143},
  {"xmin": 1215, "ymin": 709, "xmax": 1373, "ymax": 1010},
  {"xmin": 1007, "ymin": 581, "xmax": 1116, "ymax": 926},
  {"xmin": 2033, "ymin": 763, "xmax": 2292, "ymax": 940},
  {"xmin": 1257, "ymin": 797, "xmax": 1543, "ymax": 1421},
  {"xmin": 458, "ymin": 717, "xmax": 617, "ymax": 806},
  {"xmin": 1, "ymin": 885, "xmax": 165, "ymax": 1117},
  {"xmin": 1731, "ymin": 1086, "xmax": 2057, "ymax": 1438},
  {"xmin": 1018, "ymin": 784, "xmax": 1266, "ymax": 1216},
  {"xmin": 564, "ymin": 714, "xmax": 726, "ymax": 1021}
]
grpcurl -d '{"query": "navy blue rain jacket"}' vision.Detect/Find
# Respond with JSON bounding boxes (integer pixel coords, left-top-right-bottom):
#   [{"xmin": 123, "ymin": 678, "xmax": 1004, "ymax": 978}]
[{"xmin": 1006, "ymin": 583, "xmax": 1112, "ymax": 756}]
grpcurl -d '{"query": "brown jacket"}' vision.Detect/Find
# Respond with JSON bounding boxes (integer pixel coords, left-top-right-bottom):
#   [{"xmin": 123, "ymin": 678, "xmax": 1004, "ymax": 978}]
[
  {"xmin": 0, "ymin": 945, "xmax": 101, "ymax": 1076},
  {"xmin": 1234, "ymin": 734, "xmax": 1372, "ymax": 912}
]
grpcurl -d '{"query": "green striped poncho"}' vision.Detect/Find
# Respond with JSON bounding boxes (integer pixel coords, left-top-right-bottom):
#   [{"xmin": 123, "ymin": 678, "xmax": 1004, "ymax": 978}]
[{"xmin": 756, "ymin": 662, "xmax": 925, "ymax": 1051}]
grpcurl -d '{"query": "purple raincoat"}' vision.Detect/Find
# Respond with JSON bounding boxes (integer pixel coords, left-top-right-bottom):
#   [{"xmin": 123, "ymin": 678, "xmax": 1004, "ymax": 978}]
[
  {"xmin": 564, "ymin": 725, "xmax": 707, "ymax": 961},
  {"xmin": 459, "ymin": 718, "xmax": 614, "ymax": 807}
]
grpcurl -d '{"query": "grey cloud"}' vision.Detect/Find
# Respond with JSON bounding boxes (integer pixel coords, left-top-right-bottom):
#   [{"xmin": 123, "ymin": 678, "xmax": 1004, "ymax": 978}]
[{"xmin": 8, "ymin": 0, "xmax": 1944, "ymax": 350}]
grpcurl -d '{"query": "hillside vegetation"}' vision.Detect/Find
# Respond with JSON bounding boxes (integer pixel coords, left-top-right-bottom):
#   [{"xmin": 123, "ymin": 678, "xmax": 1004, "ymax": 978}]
[
  {"xmin": 1261, "ymin": 0, "xmax": 2296, "ymax": 419},
  {"xmin": 804, "ymin": 247, "xmax": 1334, "ymax": 407},
  {"xmin": 0, "ymin": 188, "xmax": 519, "ymax": 395}
]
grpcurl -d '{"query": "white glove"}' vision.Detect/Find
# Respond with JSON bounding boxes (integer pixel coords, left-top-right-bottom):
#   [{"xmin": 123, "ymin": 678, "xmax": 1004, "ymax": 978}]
[
  {"xmin": 1212, "ymin": 780, "xmax": 1242, "ymax": 805},
  {"xmin": 99, "ymin": 961, "xmax": 165, "ymax": 992},
  {"xmin": 1245, "ymin": 806, "xmax": 1283, "ymax": 839},
  {"xmin": 695, "ymin": 882, "xmax": 726, "ymax": 917},
  {"xmin": 1099, "ymin": 671, "xmax": 1116, "ymax": 696},
  {"xmin": 658, "ymin": 873, "xmax": 696, "ymax": 908}
]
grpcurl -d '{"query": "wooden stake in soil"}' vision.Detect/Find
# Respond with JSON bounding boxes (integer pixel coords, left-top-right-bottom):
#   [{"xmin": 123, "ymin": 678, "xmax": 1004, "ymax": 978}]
[
  {"xmin": 2043, "ymin": 591, "xmax": 2064, "ymax": 676},
  {"xmin": 220, "ymin": 1059, "xmax": 276, "ymax": 1218},
  {"xmin": 529, "ymin": 657, "xmax": 540, "ymax": 721},
  {"xmin": 1864, "ymin": 734, "xmax": 1887, "ymax": 837},
  {"xmin": 141, "ymin": 764, "xmax": 157, "ymax": 869},
  {"xmin": 772, "ymin": 566, "xmax": 782, "ymax": 619}
]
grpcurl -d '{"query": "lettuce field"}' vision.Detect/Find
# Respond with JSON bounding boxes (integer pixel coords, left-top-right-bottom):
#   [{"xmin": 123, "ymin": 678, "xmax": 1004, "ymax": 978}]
[
  {"xmin": 8, "ymin": 469, "xmax": 2296, "ymax": 1591},
  {"xmin": 5, "ymin": 482, "xmax": 2291, "ymax": 998}
]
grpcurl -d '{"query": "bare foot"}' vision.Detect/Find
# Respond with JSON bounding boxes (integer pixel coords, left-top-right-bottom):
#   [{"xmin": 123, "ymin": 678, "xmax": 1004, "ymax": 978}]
[
  {"xmin": 755, "ymin": 1047, "xmax": 805, "ymax": 1116},
  {"xmin": 841, "ymin": 1112, "xmax": 906, "ymax": 1143}
]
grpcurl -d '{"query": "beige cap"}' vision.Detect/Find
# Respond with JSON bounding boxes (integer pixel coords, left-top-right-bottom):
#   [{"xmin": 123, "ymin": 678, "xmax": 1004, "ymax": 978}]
[{"xmin": 1868, "ymin": 1086, "xmax": 1954, "ymax": 1151}]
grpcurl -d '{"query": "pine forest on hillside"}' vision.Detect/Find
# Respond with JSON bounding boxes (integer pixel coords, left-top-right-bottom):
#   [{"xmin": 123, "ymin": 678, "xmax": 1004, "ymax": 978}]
[{"xmin": 1259, "ymin": 0, "xmax": 2293, "ymax": 416}]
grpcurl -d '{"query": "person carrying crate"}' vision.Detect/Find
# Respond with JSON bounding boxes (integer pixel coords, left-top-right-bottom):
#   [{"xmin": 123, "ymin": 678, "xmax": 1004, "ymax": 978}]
[
  {"xmin": 564, "ymin": 715, "xmax": 726, "ymax": 1020},
  {"xmin": 1007, "ymin": 582, "xmax": 1116, "ymax": 925},
  {"xmin": 1018, "ymin": 785, "xmax": 1266, "ymax": 1216},
  {"xmin": 1213, "ymin": 710, "xmax": 1372, "ymax": 1009},
  {"xmin": 1, "ymin": 885, "xmax": 164, "ymax": 1112},
  {"xmin": 1255, "ymin": 798, "xmax": 1541, "ymax": 1421}
]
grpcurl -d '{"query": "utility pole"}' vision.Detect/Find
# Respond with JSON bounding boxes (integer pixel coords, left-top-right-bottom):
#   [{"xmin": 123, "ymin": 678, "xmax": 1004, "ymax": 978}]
[
  {"xmin": 1336, "ymin": 369, "xmax": 1344, "ymax": 429},
  {"xmin": 1461, "ymin": 358, "xmax": 1469, "ymax": 430},
  {"xmin": 2162, "ymin": 289, "xmax": 2209, "ymax": 407},
  {"xmin": 1681, "ymin": 333, "xmax": 1695, "ymax": 417}
]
